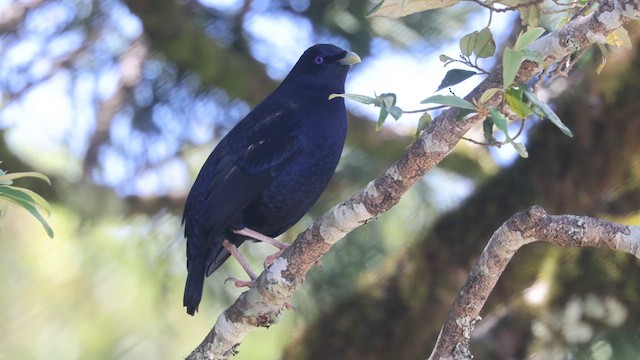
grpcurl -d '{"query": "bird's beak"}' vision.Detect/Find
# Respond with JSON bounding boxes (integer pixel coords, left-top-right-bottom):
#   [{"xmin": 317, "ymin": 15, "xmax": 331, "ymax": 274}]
[{"xmin": 338, "ymin": 50, "xmax": 361, "ymax": 66}]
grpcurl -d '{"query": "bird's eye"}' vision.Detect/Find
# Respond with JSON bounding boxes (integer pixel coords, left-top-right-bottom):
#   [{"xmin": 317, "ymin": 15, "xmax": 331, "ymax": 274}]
[{"xmin": 314, "ymin": 56, "xmax": 324, "ymax": 65}]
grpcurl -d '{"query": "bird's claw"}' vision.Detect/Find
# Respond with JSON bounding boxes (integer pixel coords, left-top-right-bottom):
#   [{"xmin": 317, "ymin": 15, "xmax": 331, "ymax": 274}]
[
  {"xmin": 224, "ymin": 277, "xmax": 255, "ymax": 288},
  {"xmin": 263, "ymin": 249, "xmax": 285, "ymax": 269}
]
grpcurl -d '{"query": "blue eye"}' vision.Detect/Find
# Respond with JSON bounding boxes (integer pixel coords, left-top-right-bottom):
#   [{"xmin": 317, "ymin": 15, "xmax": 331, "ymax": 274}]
[{"xmin": 314, "ymin": 56, "xmax": 324, "ymax": 64}]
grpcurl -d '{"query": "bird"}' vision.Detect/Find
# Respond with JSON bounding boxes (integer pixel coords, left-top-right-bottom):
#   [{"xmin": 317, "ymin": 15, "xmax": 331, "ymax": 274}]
[{"xmin": 182, "ymin": 44, "xmax": 360, "ymax": 315}]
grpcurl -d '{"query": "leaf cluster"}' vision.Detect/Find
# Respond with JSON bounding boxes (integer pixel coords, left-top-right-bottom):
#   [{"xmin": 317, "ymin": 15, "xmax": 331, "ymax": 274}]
[{"xmin": 0, "ymin": 166, "xmax": 54, "ymax": 238}]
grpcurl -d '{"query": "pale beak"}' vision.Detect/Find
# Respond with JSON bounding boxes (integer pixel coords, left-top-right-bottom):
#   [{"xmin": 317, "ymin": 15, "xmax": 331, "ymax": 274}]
[{"xmin": 338, "ymin": 50, "xmax": 361, "ymax": 66}]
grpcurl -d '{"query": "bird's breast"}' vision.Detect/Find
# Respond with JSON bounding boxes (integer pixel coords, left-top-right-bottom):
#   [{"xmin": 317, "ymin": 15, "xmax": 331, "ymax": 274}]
[{"xmin": 242, "ymin": 120, "xmax": 347, "ymax": 237}]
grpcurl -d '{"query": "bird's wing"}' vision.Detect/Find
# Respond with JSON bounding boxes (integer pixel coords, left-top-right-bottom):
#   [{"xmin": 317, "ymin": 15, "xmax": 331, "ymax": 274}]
[{"xmin": 202, "ymin": 105, "xmax": 302, "ymax": 236}]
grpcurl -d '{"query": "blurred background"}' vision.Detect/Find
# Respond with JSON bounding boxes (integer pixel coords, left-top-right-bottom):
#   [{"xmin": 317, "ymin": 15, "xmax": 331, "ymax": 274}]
[{"xmin": 1, "ymin": 0, "xmax": 639, "ymax": 359}]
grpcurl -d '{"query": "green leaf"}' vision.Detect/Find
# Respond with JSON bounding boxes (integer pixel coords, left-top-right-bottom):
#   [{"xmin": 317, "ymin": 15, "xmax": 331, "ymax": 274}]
[
  {"xmin": 415, "ymin": 112, "xmax": 432, "ymax": 139},
  {"xmin": 0, "ymin": 171, "xmax": 51, "ymax": 185},
  {"xmin": 520, "ymin": 49, "xmax": 544, "ymax": 63},
  {"xmin": 455, "ymin": 108, "xmax": 476, "ymax": 120},
  {"xmin": 503, "ymin": 47, "xmax": 525, "ymax": 88},
  {"xmin": 515, "ymin": 27, "xmax": 545, "ymax": 51},
  {"xmin": 519, "ymin": 5, "xmax": 541, "ymax": 27},
  {"xmin": 420, "ymin": 95, "xmax": 476, "ymax": 110},
  {"xmin": 475, "ymin": 27, "xmax": 496, "ymax": 58},
  {"xmin": 596, "ymin": 43, "xmax": 608, "ymax": 75},
  {"xmin": 460, "ymin": 31, "xmax": 476, "ymax": 57},
  {"xmin": 0, "ymin": 188, "xmax": 54, "ymax": 238},
  {"xmin": 437, "ymin": 69, "xmax": 477, "ymax": 91},
  {"xmin": 379, "ymin": 93, "xmax": 397, "ymax": 108},
  {"xmin": 439, "ymin": 54, "xmax": 454, "ymax": 63},
  {"xmin": 483, "ymin": 118, "xmax": 495, "ymax": 143},
  {"xmin": 522, "ymin": 86, "xmax": 574, "ymax": 137},
  {"xmin": 389, "ymin": 105, "xmax": 403, "ymax": 120},
  {"xmin": 459, "ymin": 28, "xmax": 495, "ymax": 58},
  {"xmin": 512, "ymin": 142, "xmax": 529, "ymax": 158},
  {"xmin": 328, "ymin": 93, "xmax": 376, "ymax": 105},
  {"xmin": 376, "ymin": 107, "xmax": 389, "ymax": 131},
  {"xmin": 505, "ymin": 88, "xmax": 533, "ymax": 118},
  {"xmin": 489, "ymin": 107, "xmax": 509, "ymax": 133},
  {"xmin": 1, "ymin": 185, "xmax": 51, "ymax": 215},
  {"xmin": 606, "ymin": 27, "xmax": 632, "ymax": 49},
  {"xmin": 0, "ymin": 186, "xmax": 35, "ymax": 205},
  {"xmin": 479, "ymin": 88, "xmax": 502, "ymax": 104}
]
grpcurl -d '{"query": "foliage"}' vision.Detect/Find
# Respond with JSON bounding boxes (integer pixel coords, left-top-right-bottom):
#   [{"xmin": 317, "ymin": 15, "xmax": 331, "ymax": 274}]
[
  {"xmin": 336, "ymin": 0, "xmax": 633, "ymax": 157},
  {"xmin": 0, "ymin": 165, "xmax": 53, "ymax": 238}
]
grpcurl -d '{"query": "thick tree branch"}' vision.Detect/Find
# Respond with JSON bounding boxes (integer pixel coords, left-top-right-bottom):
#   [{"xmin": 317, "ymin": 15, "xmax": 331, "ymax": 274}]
[
  {"xmin": 187, "ymin": 1, "xmax": 640, "ymax": 358},
  {"xmin": 428, "ymin": 205, "xmax": 640, "ymax": 360}
]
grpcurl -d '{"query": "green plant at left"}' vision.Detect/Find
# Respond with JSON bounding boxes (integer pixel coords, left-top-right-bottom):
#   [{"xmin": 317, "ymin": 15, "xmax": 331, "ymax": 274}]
[{"xmin": 0, "ymin": 163, "xmax": 53, "ymax": 238}]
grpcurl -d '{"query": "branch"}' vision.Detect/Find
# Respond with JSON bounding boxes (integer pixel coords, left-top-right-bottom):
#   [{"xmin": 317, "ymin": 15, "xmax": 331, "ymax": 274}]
[
  {"xmin": 187, "ymin": 1, "xmax": 640, "ymax": 358},
  {"xmin": 428, "ymin": 205, "xmax": 640, "ymax": 360}
]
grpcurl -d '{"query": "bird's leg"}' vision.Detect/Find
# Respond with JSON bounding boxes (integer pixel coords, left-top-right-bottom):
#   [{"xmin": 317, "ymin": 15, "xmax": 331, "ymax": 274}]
[
  {"xmin": 222, "ymin": 240, "xmax": 257, "ymax": 288},
  {"xmin": 222, "ymin": 240, "xmax": 295, "ymax": 311},
  {"xmin": 232, "ymin": 228, "xmax": 289, "ymax": 249},
  {"xmin": 232, "ymin": 227, "xmax": 323, "ymax": 270},
  {"xmin": 232, "ymin": 227, "xmax": 291, "ymax": 268}
]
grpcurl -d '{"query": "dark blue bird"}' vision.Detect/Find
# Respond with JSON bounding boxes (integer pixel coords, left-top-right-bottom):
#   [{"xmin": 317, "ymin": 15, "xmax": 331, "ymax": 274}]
[{"xmin": 182, "ymin": 44, "xmax": 360, "ymax": 315}]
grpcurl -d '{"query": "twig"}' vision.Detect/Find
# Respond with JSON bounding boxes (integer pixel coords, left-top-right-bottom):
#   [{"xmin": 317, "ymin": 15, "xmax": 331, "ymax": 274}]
[{"xmin": 402, "ymin": 105, "xmax": 447, "ymax": 114}]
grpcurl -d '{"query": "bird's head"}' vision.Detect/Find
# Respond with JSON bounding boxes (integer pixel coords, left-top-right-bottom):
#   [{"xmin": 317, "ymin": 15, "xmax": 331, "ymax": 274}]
[{"xmin": 284, "ymin": 44, "xmax": 360, "ymax": 90}]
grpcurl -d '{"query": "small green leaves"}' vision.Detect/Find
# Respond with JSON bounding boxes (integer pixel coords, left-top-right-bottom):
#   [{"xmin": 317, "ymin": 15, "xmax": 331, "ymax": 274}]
[
  {"xmin": 421, "ymin": 95, "xmax": 476, "ymax": 110},
  {"xmin": 505, "ymin": 87, "xmax": 532, "ymax": 118},
  {"xmin": 328, "ymin": 93, "xmax": 376, "ymax": 104},
  {"xmin": 606, "ymin": 27, "xmax": 632, "ymax": 49},
  {"xmin": 596, "ymin": 43, "xmax": 608, "ymax": 75},
  {"xmin": 519, "ymin": 5, "xmax": 541, "ymax": 27},
  {"xmin": 515, "ymin": 27, "xmax": 545, "ymax": 51},
  {"xmin": 512, "ymin": 142, "xmax": 529, "ymax": 158},
  {"xmin": 0, "ymin": 169, "xmax": 54, "ymax": 238},
  {"xmin": 503, "ymin": 47, "xmax": 525, "ymax": 88},
  {"xmin": 330, "ymin": 92, "xmax": 404, "ymax": 130},
  {"xmin": 522, "ymin": 86, "xmax": 573, "ymax": 137},
  {"xmin": 439, "ymin": 54, "xmax": 454, "ymax": 63},
  {"xmin": 482, "ymin": 118, "xmax": 495, "ymax": 143},
  {"xmin": 376, "ymin": 93, "xmax": 402, "ymax": 130},
  {"xmin": 503, "ymin": 28, "xmax": 545, "ymax": 88},
  {"xmin": 437, "ymin": 69, "xmax": 477, "ymax": 91},
  {"xmin": 485, "ymin": 108, "xmax": 529, "ymax": 158},
  {"xmin": 460, "ymin": 28, "xmax": 496, "ymax": 59},
  {"xmin": 415, "ymin": 112, "xmax": 432, "ymax": 139},
  {"xmin": 479, "ymin": 88, "xmax": 502, "ymax": 104},
  {"xmin": 489, "ymin": 107, "xmax": 508, "ymax": 133},
  {"xmin": 520, "ymin": 49, "xmax": 544, "ymax": 63}
]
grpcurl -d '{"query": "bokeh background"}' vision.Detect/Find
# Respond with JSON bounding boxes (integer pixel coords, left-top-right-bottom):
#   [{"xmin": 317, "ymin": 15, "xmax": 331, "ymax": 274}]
[{"xmin": 1, "ymin": 0, "xmax": 639, "ymax": 359}]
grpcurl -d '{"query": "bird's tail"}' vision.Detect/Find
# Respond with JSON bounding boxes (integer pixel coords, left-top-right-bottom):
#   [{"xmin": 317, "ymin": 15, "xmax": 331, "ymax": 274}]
[{"xmin": 183, "ymin": 254, "xmax": 207, "ymax": 316}]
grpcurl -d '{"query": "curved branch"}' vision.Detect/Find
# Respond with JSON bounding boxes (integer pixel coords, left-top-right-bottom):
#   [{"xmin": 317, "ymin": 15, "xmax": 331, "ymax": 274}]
[
  {"xmin": 428, "ymin": 205, "xmax": 640, "ymax": 359},
  {"xmin": 187, "ymin": 1, "xmax": 640, "ymax": 358}
]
